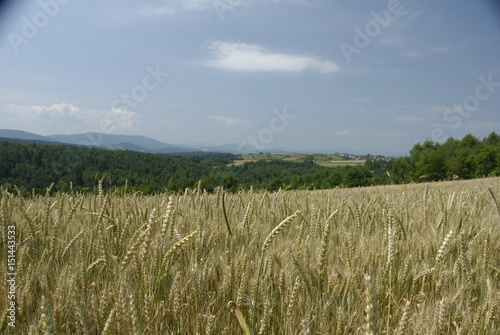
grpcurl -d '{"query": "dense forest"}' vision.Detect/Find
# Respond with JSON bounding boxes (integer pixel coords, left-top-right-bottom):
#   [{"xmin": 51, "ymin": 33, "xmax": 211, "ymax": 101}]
[
  {"xmin": 0, "ymin": 140, "xmax": 374, "ymax": 194},
  {"xmin": 391, "ymin": 132, "xmax": 500, "ymax": 183},
  {"xmin": 1, "ymin": 132, "xmax": 499, "ymax": 194}
]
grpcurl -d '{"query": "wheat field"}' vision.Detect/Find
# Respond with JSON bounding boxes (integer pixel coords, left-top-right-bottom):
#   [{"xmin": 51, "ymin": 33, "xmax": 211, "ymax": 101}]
[{"xmin": 0, "ymin": 178, "xmax": 499, "ymax": 334}]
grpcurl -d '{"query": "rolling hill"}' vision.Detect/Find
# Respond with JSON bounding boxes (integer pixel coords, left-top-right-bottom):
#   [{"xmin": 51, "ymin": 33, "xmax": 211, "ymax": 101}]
[{"xmin": 0, "ymin": 129, "xmax": 196, "ymax": 153}]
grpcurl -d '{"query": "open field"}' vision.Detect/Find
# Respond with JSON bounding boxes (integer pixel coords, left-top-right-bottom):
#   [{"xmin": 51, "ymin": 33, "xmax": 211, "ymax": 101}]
[
  {"xmin": 315, "ymin": 160, "xmax": 365, "ymax": 168},
  {"xmin": 230, "ymin": 153, "xmax": 364, "ymax": 167},
  {"xmin": 0, "ymin": 178, "xmax": 499, "ymax": 334}
]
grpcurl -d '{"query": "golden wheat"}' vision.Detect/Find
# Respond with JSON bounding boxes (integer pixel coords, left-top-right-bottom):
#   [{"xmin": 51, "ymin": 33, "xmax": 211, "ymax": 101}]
[{"xmin": 0, "ymin": 177, "xmax": 498, "ymax": 334}]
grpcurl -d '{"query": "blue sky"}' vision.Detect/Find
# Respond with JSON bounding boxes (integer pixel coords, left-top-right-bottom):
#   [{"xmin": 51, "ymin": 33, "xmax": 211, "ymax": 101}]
[{"xmin": 1, "ymin": 0, "xmax": 499, "ymax": 155}]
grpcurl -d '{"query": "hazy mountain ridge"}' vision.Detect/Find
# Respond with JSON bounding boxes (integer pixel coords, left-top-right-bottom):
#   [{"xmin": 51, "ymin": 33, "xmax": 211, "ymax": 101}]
[
  {"xmin": 0, "ymin": 129, "xmax": 51, "ymax": 141},
  {"xmin": 0, "ymin": 129, "xmax": 197, "ymax": 153},
  {"xmin": 50, "ymin": 133, "xmax": 177, "ymax": 149},
  {"xmin": 0, "ymin": 129, "xmax": 391, "ymax": 155},
  {"xmin": 0, "ymin": 129, "xmax": 287, "ymax": 154}
]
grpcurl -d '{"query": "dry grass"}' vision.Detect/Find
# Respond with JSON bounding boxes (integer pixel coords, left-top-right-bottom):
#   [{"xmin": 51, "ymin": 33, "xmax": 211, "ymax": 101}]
[{"xmin": 0, "ymin": 177, "xmax": 499, "ymax": 334}]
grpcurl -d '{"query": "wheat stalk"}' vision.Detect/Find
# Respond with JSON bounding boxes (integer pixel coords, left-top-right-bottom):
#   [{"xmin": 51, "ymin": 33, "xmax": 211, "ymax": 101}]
[
  {"xmin": 252, "ymin": 210, "xmax": 300, "ymax": 333},
  {"xmin": 364, "ymin": 274, "xmax": 378, "ymax": 335},
  {"xmin": 41, "ymin": 296, "xmax": 56, "ymax": 335},
  {"xmin": 395, "ymin": 300, "xmax": 411, "ymax": 335},
  {"xmin": 435, "ymin": 229, "xmax": 453, "ymax": 266}
]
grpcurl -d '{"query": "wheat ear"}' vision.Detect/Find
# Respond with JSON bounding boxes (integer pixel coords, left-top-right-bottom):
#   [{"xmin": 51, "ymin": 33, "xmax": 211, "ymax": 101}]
[{"xmin": 252, "ymin": 210, "xmax": 300, "ymax": 333}]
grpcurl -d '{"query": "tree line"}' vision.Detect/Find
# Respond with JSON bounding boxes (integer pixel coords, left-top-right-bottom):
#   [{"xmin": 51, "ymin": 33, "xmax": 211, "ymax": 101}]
[{"xmin": 390, "ymin": 132, "xmax": 500, "ymax": 183}]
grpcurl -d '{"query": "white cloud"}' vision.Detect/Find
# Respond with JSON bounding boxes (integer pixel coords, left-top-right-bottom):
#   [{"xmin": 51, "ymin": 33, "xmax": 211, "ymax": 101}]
[
  {"xmin": 402, "ymin": 51, "xmax": 422, "ymax": 57},
  {"xmin": 181, "ymin": 0, "xmax": 216, "ymax": 10},
  {"xmin": 209, "ymin": 115, "xmax": 253, "ymax": 127},
  {"xmin": 1, "ymin": 103, "xmax": 138, "ymax": 132},
  {"xmin": 139, "ymin": 5, "xmax": 174, "ymax": 17},
  {"xmin": 269, "ymin": 0, "xmax": 316, "ymax": 5},
  {"xmin": 403, "ymin": 45, "xmax": 449, "ymax": 58},
  {"xmin": 134, "ymin": 1, "xmax": 213, "ymax": 17},
  {"xmin": 139, "ymin": 0, "xmax": 311, "ymax": 15},
  {"xmin": 393, "ymin": 9, "xmax": 424, "ymax": 27},
  {"xmin": 429, "ymin": 45, "xmax": 449, "ymax": 53},
  {"xmin": 334, "ymin": 129, "xmax": 350, "ymax": 136},
  {"xmin": 204, "ymin": 41, "xmax": 339, "ymax": 73}
]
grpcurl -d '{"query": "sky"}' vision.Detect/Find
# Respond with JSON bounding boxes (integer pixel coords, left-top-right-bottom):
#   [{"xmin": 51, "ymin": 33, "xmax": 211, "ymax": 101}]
[{"xmin": 0, "ymin": 0, "xmax": 499, "ymax": 156}]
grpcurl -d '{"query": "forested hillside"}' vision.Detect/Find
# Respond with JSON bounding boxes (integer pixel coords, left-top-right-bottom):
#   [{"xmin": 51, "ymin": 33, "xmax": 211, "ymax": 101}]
[
  {"xmin": 0, "ymin": 141, "xmax": 373, "ymax": 194},
  {"xmin": 1, "ymin": 132, "xmax": 499, "ymax": 194}
]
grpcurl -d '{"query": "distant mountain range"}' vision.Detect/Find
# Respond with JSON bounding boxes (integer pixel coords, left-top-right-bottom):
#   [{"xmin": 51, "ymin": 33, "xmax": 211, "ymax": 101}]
[
  {"xmin": 48, "ymin": 133, "xmax": 194, "ymax": 153},
  {"xmin": 0, "ymin": 129, "xmax": 281, "ymax": 154},
  {"xmin": 0, "ymin": 129, "xmax": 52, "ymax": 142},
  {"xmin": 0, "ymin": 129, "xmax": 398, "ymax": 156}
]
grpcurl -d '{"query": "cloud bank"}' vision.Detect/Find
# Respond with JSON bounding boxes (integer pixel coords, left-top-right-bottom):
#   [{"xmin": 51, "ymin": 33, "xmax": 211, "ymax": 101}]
[
  {"xmin": 204, "ymin": 41, "xmax": 340, "ymax": 73},
  {"xmin": 209, "ymin": 115, "xmax": 253, "ymax": 127},
  {"xmin": 138, "ymin": 0, "xmax": 312, "ymax": 16},
  {"xmin": 1, "ymin": 103, "xmax": 138, "ymax": 133}
]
